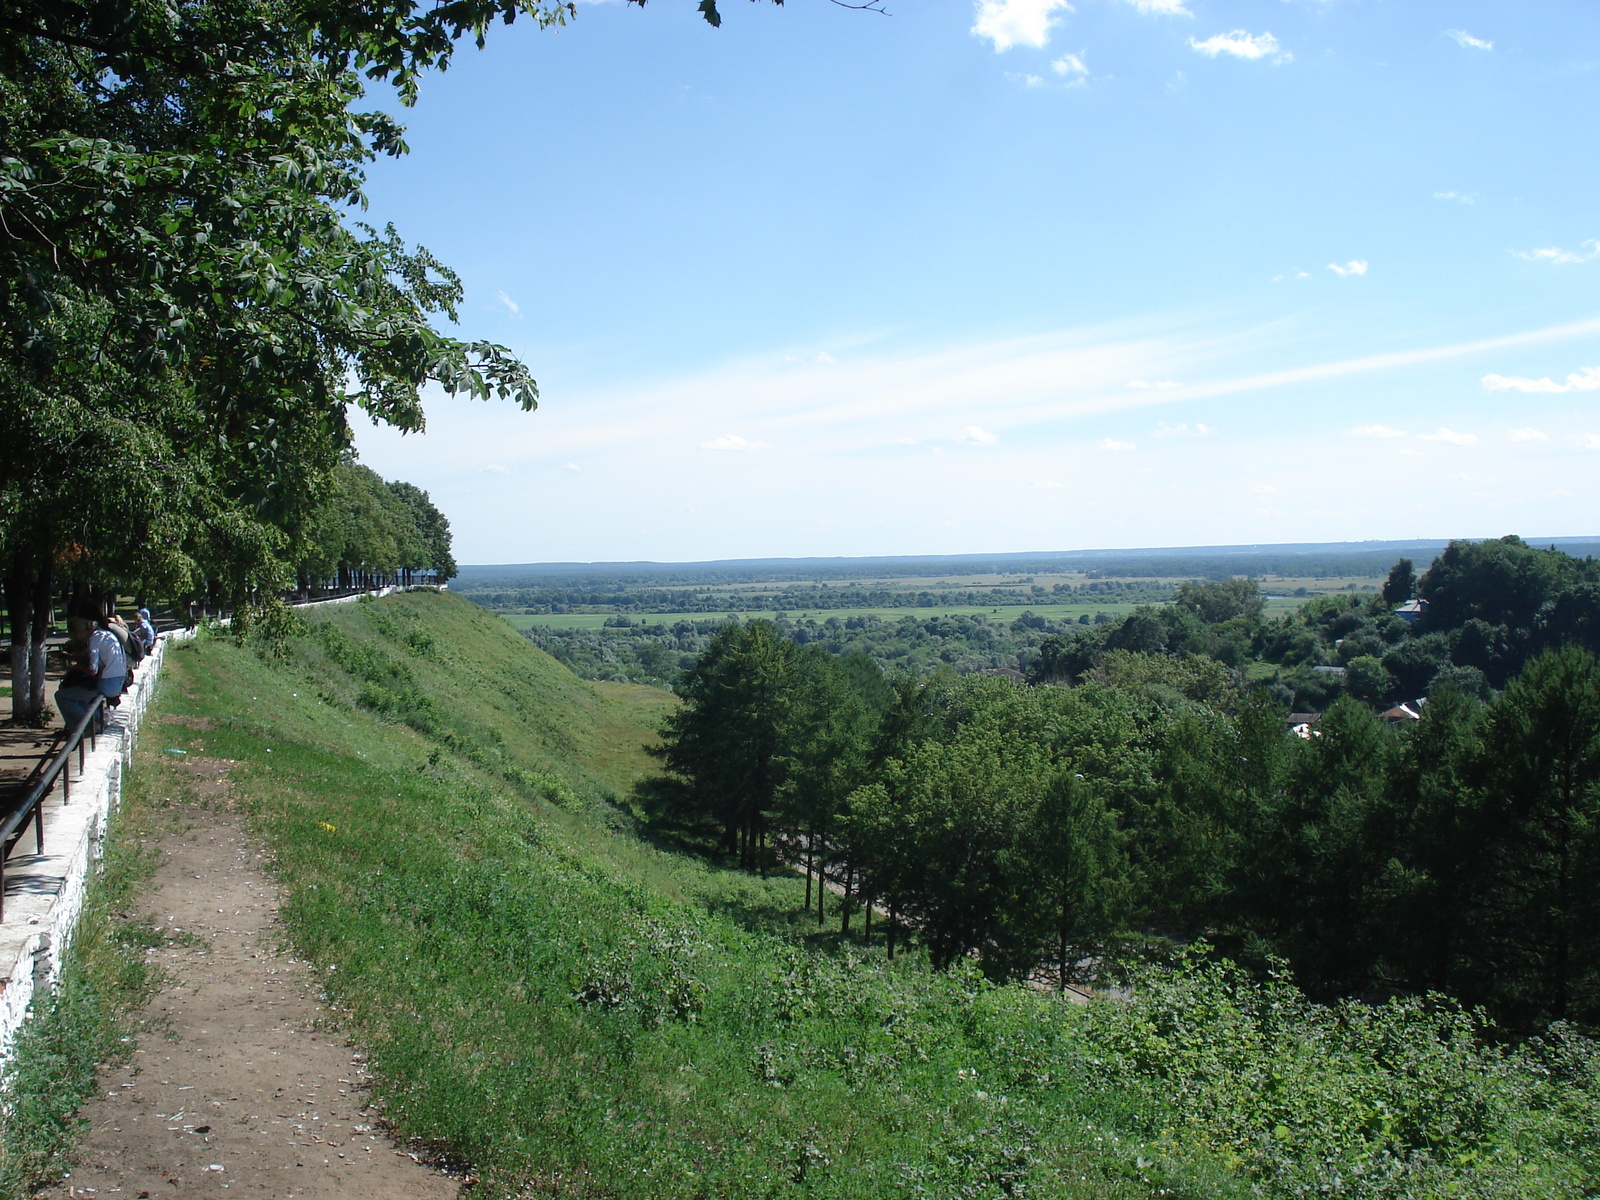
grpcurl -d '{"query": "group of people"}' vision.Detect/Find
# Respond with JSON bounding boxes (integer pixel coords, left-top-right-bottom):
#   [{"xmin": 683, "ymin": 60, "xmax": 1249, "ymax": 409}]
[{"xmin": 54, "ymin": 607, "xmax": 158, "ymax": 729}]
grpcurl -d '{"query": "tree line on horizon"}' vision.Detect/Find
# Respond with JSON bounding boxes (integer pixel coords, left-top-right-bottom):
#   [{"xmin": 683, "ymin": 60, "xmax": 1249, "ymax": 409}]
[{"xmin": 642, "ymin": 540, "xmax": 1600, "ymax": 1035}]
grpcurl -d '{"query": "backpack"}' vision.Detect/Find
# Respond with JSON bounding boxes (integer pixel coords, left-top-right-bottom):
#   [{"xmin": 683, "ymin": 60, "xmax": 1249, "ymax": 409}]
[{"xmin": 123, "ymin": 625, "xmax": 145, "ymax": 666}]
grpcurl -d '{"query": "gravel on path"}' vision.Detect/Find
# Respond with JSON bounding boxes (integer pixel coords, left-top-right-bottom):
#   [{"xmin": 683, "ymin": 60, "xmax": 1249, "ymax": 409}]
[{"xmin": 44, "ymin": 763, "xmax": 461, "ymax": 1200}]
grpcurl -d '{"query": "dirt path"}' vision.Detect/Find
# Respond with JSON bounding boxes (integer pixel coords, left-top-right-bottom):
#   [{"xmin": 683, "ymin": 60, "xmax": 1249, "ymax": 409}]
[{"xmin": 45, "ymin": 756, "xmax": 461, "ymax": 1200}]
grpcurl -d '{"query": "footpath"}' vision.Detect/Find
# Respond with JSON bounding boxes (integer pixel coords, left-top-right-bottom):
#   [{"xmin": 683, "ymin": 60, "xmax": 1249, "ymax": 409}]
[
  {"xmin": 0, "ymin": 597, "xmax": 462, "ymax": 1197},
  {"xmin": 40, "ymin": 748, "xmax": 458, "ymax": 1199}
]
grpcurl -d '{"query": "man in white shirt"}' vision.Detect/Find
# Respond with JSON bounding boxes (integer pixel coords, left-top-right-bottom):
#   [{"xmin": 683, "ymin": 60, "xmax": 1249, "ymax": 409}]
[{"xmin": 56, "ymin": 616, "xmax": 128, "ymax": 728}]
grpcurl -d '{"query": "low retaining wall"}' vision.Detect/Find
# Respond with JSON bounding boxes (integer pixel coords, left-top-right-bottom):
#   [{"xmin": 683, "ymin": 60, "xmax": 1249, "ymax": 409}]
[{"xmin": 0, "ymin": 631, "xmax": 181, "ymax": 1060}]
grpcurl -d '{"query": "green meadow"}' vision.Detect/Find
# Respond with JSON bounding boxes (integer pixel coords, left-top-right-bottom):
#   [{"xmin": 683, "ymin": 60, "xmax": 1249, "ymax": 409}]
[{"xmin": 18, "ymin": 591, "xmax": 1592, "ymax": 1200}]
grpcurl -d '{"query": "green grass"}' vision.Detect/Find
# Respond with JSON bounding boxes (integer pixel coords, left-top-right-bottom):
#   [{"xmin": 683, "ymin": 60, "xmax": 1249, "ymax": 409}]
[
  {"xmin": 0, "ymin": 767, "xmax": 168, "ymax": 1198},
  {"xmin": 81, "ymin": 592, "xmax": 1599, "ymax": 1200}
]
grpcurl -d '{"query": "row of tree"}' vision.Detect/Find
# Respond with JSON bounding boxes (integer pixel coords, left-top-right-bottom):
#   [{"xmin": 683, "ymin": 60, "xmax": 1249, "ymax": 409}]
[
  {"xmin": 646, "ymin": 619, "xmax": 1600, "ymax": 1033},
  {"xmin": 1, "ymin": 0, "xmax": 561, "ymax": 722}
]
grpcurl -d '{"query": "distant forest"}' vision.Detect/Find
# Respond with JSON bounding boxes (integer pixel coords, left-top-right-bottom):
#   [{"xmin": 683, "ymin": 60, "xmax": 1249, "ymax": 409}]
[
  {"xmin": 476, "ymin": 536, "xmax": 1598, "ymax": 712},
  {"xmin": 637, "ymin": 535, "xmax": 1600, "ymax": 1033}
]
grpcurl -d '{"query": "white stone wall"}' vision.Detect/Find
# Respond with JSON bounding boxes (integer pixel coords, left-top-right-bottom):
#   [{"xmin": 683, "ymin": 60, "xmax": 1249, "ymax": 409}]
[
  {"xmin": 0, "ymin": 631, "xmax": 181, "ymax": 1061},
  {"xmin": 0, "ymin": 583, "xmax": 433, "ymax": 1060}
]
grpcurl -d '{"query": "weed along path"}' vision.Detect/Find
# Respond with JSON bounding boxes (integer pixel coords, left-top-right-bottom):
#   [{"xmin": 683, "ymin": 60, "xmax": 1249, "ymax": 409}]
[{"xmin": 45, "ymin": 743, "xmax": 459, "ymax": 1200}]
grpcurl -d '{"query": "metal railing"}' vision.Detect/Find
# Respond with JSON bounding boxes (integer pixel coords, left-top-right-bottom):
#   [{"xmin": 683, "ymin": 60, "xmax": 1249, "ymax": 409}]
[{"xmin": 0, "ymin": 695, "xmax": 107, "ymax": 921}]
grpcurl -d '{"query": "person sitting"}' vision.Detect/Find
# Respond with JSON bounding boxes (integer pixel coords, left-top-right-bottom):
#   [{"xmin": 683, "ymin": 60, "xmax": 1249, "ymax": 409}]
[
  {"xmin": 131, "ymin": 610, "xmax": 157, "ymax": 654},
  {"xmin": 104, "ymin": 612, "xmax": 132, "ymax": 655},
  {"xmin": 55, "ymin": 615, "xmax": 128, "ymax": 730}
]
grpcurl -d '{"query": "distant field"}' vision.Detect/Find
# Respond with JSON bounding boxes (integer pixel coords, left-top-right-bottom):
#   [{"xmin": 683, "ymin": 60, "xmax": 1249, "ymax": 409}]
[
  {"xmin": 500, "ymin": 593, "xmax": 1334, "ymax": 631},
  {"xmin": 500, "ymin": 602, "xmax": 1152, "ymax": 631}
]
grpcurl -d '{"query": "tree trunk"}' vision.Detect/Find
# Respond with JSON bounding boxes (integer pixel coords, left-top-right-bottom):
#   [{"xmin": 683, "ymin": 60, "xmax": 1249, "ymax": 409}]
[
  {"xmin": 841, "ymin": 865, "xmax": 852, "ymax": 934},
  {"xmin": 817, "ymin": 824, "xmax": 827, "ymax": 925},
  {"xmin": 804, "ymin": 827, "xmax": 814, "ymax": 911},
  {"xmin": 30, "ymin": 565, "xmax": 49, "ymax": 714},
  {"xmin": 7, "ymin": 552, "xmax": 37, "ymax": 722},
  {"xmin": 887, "ymin": 905, "xmax": 897, "ymax": 960}
]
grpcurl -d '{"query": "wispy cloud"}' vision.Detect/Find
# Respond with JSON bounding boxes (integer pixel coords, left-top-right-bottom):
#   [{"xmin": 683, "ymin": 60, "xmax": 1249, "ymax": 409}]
[
  {"xmin": 958, "ymin": 425, "xmax": 1000, "ymax": 445},
  {"xmin": 1572, "ymin": 434, "xmax": 1600, "ymax": 451},
  {"xmin": 565, "ymin": 462, "xmax": 582, "ymax": 471},
  {"xmin": 1352, "ymin": 425, "xmax": 1408, "ymax": 439},
  {"xmin": 1052, "ymin": 53, "xmax": 1089, "ymax": 81},
  {"xmin": 1506, "ymin": 428, "xmax": 1549, "ymax": 442},
  {"xmin": 1433, "ymin": 190, "xmax": 1476, "ymax": 204},
  {"xmin": 477, "ymin": 463, "xmax": 510, "ymax": 474},
  {"xmin": 1126, "ymin": 379, "xmax": 1180, "ymax": 390},
  {"xmin": 700, "ymin": 434, "xmax": 769, "ymax": 451},
  {"xmin": 1327, "ymin": 260, "xmax": 1369, "ymax": 277},
  {"xmin": 1483, "ymin": 366, "xmax": 1600, "ymax": 394},
  {"xmin": 1513, "ymin": 240, "xmax": 1599, "ymax": 265},
  {"xmin": 1420, "ymin": 428, "xmax": 1479, "ymax": 446},
  {"xmin": 1119, "ymin": 0, "xmax": 1190, "ymax": 14},
  {"xmin": 496, "ymin": 290, "xmax": 521, "ymax": 318},
  {"xmin": 1189, "ymin": 30, "xmax": 1288, "ymax": 62},
  {"xmin": 972, "ymin": 0, "xmax": 1073, "ymax": 51},
  {"xmin": 1271, "ymin": 271, "xmax": 1313, "ymax": 282},
  {"xmin": 1097, "ymin": 437, "xmax": 1137, "ymax": 451},
  {"xmin": 1446, "ymin": 29, "xmax": 1493, "ymax": 51},
  {"xmin": 1155, "ymin": 421, "xmax": 1211, "ymax": 437},
  {"xmin": 451, "ymin": 315, "xmax": 1600, "ymax": 471}
]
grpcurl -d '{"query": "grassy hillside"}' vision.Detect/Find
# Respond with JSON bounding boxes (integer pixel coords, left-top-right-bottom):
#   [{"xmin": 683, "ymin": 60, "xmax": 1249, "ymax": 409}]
[{"xmin": 111, "ymin": 592, "xmax": 1597, "ymax": 1200}]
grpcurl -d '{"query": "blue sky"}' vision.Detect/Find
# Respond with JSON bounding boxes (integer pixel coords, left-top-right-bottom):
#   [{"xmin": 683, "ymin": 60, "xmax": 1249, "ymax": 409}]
[{"xmin": 351, "ymin": 0, "xmax": 1600, "ymax": 564}]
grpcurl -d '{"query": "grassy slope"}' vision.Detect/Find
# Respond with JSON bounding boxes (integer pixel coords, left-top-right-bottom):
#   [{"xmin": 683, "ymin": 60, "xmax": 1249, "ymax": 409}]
[{"xmin": 128, "ymin": 593, "xmax": 1596, "ymax": 1200}]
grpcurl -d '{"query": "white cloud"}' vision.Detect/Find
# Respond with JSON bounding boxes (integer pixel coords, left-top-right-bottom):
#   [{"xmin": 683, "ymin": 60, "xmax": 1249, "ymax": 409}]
[
  {"xmin": 1513, "ymin": 240, "xmax": 1599, "ymax": 265},
  {"xmin": 1155, "ymin": 421, "xmax": 1211, "ymax": 437},
  {"xmin": 700, "ymin": 434, "xmax": 769, "ymax": 451},
  {"xmin": 1483, "ymin": 366, "xmax": 1600, "ymax": 394},
  {"xmin": 1446, "ymin": 29, "xmax": 1493, "ymax": 51},
  {"xmin": 476, "ymin": 463, "xmax": 510, "ymax": 474},
  {"xmin": 1052, "ymin": 53, "xmax": 1089, "ymax": 80},
  {"xmin": 1254, "ymin": 484, "xmax": 1276, "ymax": 494},
  {"xmin": 1420, "ymin": 428, "xmax": 1479, "ymax": 445},
  {"xmin": 1573, "ymin": 434, "xmax": 1600, "ymax": 451},
  {"xmin": 1506, "ymin": 428, "xmax": 1549, "ymax": 442},
  {"xmin": 1189, "ymin": 30, "xmax": 1288, "ymax": 62},
  {"xmin": 1010, "ymin": 72, "xmax": 1049, "ymax": 87},
  {"xmin": 1433, "ymin": 190, "xmax": 1476, "ymax": 204},
  {"xmin": 972, "ymin": 0, "xmax": 1072, "ymax": 51},
  {"xmin": 1097, "ymin": 437, "xmax": 1136, "ymax": 451},
  {"xmin": 565, "ymin": 462, "xmax": 583, "ymax": 471},
  {"xmin": 958, "ymin": 425, "xmax": 1000, "ymax": 445},
  {"xmin": 1126, "ymin": 379, "xmax": 1180, "ymax": 390},
  {"xmin": 1119, "ymin": 0, "xmax": 1190, "ymax": 14},
  {"xmin": 495, "ymin": 290, "xmax": 521, "ymax": 318},
  {"xmin": 1327, "ymin": 260, "xmax": 1369, "ymax": 277},
  {"xmin": 1032, "ymin": 479, "xmax": 1065, "ymax": 489},
  {"xmin": 1351, "ymin": 424, "xmax": 1408, "ymax": 439}
]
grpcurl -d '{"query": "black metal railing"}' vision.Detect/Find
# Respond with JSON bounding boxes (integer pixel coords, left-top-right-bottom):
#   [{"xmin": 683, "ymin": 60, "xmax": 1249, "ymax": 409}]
[{"xmin": 0, "ymin": 695, "xmax": 108, "ymax": 921}]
